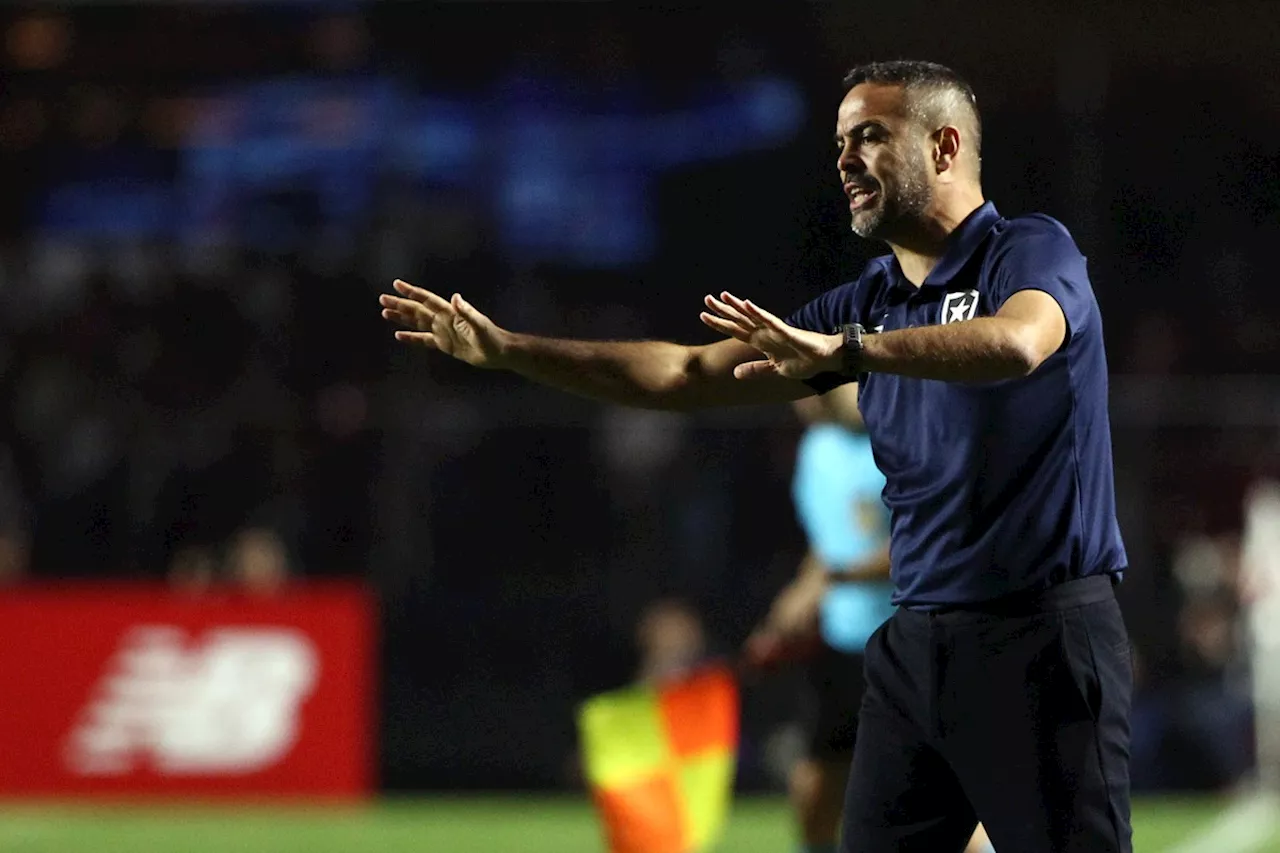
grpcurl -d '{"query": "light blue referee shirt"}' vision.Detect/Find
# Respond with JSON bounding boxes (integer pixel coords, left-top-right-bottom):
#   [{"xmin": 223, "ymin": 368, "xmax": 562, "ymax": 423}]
[{"xmin": 792, "ymin": 424, "xmax": 896, "ymax": 653}]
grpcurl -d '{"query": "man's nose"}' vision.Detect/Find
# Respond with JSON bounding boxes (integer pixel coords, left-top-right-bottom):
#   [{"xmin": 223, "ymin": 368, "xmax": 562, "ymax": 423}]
[{"xmin": 838, "ymin": 148, "xmax": 865, "ymax": 177}]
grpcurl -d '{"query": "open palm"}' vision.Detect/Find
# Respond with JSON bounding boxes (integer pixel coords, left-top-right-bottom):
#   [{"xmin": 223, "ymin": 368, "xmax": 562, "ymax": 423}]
[
  {"xmin": 699, "ymin": 291, "xmax": 840, "ymax": 380},
  {"xmin": 379, "ymin": 279, "xmax": 507, "ymax": 369}
]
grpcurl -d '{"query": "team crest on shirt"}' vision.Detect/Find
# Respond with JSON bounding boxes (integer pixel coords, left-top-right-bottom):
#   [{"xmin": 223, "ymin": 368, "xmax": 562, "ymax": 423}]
[{"xmin": 940, "ymin": 289, "xmax": 980, "ymax": 324}]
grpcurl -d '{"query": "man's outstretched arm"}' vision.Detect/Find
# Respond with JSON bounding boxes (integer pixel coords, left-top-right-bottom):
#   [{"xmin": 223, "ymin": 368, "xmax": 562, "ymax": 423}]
[
  {"xmin": 856, "ymin": 290, "xmax": 1066, "ymax": 382},
  {"xmin": 700, "ymin": 289, "xmax": 1066, "ymax": 384},
  {"xmin": 379, "ymin": 279, "xmax": 814, "ymax": 411}
]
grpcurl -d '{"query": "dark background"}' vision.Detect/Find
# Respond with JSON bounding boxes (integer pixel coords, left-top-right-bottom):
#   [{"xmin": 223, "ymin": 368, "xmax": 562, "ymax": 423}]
[{"xmin": 0, "ymin": 0, "xmax": 1276, "ymax": 793}]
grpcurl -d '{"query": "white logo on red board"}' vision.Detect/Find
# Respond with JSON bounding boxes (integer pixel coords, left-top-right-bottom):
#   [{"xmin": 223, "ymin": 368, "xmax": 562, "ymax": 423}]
[{"xmin": 64, "ymin": 626, "xmax": 319, "ymax": 776}]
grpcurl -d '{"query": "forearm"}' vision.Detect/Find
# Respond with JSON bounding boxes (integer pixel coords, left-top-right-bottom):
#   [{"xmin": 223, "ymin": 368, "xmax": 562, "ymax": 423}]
[
  {"xmin": 829, "ymin": 543, "xmax": 891, "ymax": 582},
  {"xmin": 499, "ymin": 333, "xmax": 809, "ymax": 411},
  {"xmin": 859, "ymin": 317, "xmax": 1040, "ymax": 383},
  {"xmin": 500, "ymin": 333, "xmax": 695, "ymax": 409}
]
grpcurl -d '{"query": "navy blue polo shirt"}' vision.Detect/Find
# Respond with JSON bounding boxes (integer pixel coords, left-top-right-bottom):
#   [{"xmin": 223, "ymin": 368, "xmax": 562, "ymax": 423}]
[{"xmin": 787, "ymin": 201, "xmax": 1127, "ymax": 608}]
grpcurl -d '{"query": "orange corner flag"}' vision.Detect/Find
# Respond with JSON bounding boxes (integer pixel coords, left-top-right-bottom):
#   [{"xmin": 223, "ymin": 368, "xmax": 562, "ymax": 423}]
[{"xmin": 577, "ymin": 664, "xmax": 739, "ymax": 853}]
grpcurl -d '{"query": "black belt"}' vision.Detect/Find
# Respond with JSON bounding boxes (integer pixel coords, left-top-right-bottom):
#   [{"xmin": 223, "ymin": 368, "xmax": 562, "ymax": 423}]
[{"xmin": 914, "ymin": 573, "xmax": 1119, "ymax": 618}]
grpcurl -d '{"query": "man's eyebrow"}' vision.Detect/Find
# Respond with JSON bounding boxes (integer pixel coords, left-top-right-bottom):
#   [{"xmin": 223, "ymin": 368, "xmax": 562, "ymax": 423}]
[{"xmin": 834, "ymin": 120, "xmax": 885, "ymax": 145}]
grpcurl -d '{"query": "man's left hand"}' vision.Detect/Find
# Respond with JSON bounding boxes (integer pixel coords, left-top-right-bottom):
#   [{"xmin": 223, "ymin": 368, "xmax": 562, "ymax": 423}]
[{"xmin": 700, "ymin": 292, "xmax": 842, "ymax": 380}]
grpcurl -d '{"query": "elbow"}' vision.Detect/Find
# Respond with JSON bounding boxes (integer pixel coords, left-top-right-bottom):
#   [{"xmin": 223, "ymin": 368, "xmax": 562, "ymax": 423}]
[
  {"xmin": 657, "ymin": 373, "xmax": 703, "ymax": 412},
  {"xmin": 636, "ymin": 355, "xmax": 701, "ymax": 411},
  {"xmin": 1011, "ymin": 342, "xmax": 1042, "ymax": 378},
  {"xmin": 1004, "ymin": 328, "xmax": 1047, "ymax": 378},
  {"xmin": 656, "ymin": 349, "xmax": 713, "ymax": 412}
]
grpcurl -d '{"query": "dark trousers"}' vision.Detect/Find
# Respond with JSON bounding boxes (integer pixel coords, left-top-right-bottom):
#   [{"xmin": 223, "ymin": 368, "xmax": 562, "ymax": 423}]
[
  {"xmin": 802, "ymin": 642, "xmax": 866, "ymax": 761},
  {"xmin": 840, "ymin": 576, "xmax": 1133, "ymax": 853}
]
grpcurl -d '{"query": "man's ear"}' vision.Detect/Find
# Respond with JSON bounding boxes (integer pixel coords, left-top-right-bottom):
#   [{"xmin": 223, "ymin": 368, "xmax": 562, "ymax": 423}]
[{"xmin": 934, "ymin": 126, "xmax": 962, "ymax": 174}]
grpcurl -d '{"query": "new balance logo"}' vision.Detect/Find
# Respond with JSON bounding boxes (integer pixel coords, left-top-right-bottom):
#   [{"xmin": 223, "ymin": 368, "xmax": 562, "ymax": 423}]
[{"xmin": 64, "ymin": 626, "xmax": 318, "ymax": 776}]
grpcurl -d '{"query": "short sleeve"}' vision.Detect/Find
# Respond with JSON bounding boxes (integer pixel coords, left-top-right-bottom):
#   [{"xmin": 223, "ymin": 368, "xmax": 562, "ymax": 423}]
[
  {"xmin": 989, "ymin": 220, "xmax": 1096, "ymax": 340},
  {"xmin": 786, "ymin": 282, "xmax": 858, "ymax": 335},
  {"xmin": 785, "ymin": 280, "xmax": 868, "ymax": 395}
]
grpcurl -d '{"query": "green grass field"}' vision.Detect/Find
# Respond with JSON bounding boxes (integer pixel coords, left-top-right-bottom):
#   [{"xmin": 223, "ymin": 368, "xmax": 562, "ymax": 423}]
[{"xmin": 0, "ymin": 795, "xmax": 1274, "ymax": 852}]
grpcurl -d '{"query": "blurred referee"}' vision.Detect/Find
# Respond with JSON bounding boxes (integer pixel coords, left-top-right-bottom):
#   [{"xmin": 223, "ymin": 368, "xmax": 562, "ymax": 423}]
[
  {"xmin": 382, "ymin": 60, "xmax": 1132, "ymax": 852},
  {"xmin": 746, "ymin": 386, "xmax": 994, "ymax": 853},
  {"xmin": 744, "ymin": 386, "xmax": 897, "ymax": 853}
]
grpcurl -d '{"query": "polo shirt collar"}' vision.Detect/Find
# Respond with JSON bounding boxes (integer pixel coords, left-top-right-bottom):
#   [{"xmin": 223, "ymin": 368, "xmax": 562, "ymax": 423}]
[{"xmin": 916, "ymin": 200, "xmax": 1001, "ymax": 288}]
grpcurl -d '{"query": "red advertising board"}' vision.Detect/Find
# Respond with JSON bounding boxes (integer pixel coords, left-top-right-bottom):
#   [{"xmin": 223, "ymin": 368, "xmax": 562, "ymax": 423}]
[{"xmin": 0, "ymin": 583, "xmax": 374, "ymax": 799}]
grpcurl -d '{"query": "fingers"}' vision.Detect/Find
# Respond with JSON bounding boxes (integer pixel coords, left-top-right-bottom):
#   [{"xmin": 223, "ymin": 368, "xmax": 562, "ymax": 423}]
[
  {"xmin": 733, "ymin": 359, "xmax": 779, "ymax": 380},
  {"xmin": 380, "ymin": 307, "xmax": 418, "ymax": 326},
  {"xmin": 720, "ymin": 292, "xmax": 781, "ymax": 329},
  {"xmin": 738, "ymin": 298, "xmax": 789, "ymax": 331},
  {"xmin": 704, "ymin": 293, "xmax": 754, "ymax": 327},
  {"xmin": 381, "ymin": 284, "xmax": 482, "ymax": 340},
  {"xmin": 719, "ymin": 290, "xmax": 754, "ymax": 313},
  {"xmin": 699, "ymin": 311, "xmax": 754, "ymax": 343},
  {"xmin": 393, "ymin": 279, "xmax": 452, "ymax": 311},
  {"xmin": 451, "ymin": 293, "xmax": 488, "ymax": 326},
  {"xmin": 393, "ymin": 331, "xmax": 439, "ymax": 348},
  {"xmin": 380, "ymin": 293, "xmax": 440, "ymax": 324},
  {"xmin": 711, "ymin": 291, "xmax": 791, "ymax": 334},
  {"xmin": 721, "ymin": 291, "xmax": 790, "ymax": 333},
  {"xmin": 701, "ymin": 293, "xmax": 758, "ymax": 342}
]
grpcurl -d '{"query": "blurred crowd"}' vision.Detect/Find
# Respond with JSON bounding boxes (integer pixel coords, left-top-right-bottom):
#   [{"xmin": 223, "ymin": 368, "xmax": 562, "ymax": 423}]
[
  {"xmin": 0, "ymin": 3, "xmax": 1279, "ymax": 793},
  {"xmin": 0, "ymin": 235, "xmax": 386, "ymax": 588}
]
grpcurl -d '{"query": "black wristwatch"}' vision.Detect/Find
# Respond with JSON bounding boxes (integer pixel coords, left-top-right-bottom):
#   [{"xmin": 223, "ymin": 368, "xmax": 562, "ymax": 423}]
[{"xmin": 839, "ymin": 322, "xmax": 865, "ymax": 377}]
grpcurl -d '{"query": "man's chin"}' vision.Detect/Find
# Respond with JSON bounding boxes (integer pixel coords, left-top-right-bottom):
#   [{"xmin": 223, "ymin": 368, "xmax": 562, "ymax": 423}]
[{"xmin": 850, "ymin": 213, "xmax": 884, "ymax": 239}]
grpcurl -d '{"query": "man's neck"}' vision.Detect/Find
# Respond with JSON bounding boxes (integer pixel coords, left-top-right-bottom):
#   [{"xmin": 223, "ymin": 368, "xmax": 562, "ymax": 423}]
[{"xmin": 888, "ymin": 191, "xmax": 986, "ymax": 286}]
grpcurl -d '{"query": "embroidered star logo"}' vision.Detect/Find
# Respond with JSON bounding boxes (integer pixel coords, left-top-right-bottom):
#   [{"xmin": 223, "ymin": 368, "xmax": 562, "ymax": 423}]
[{"xmin": 940, "ymin": 290, "xmax": 979, "ymax": 324}]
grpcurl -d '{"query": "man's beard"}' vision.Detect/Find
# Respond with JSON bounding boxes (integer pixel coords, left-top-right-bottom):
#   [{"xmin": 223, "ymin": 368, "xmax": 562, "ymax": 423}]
[{"xmin": 851, "ymin": 149, "xmax": 932, "ymax": 240}]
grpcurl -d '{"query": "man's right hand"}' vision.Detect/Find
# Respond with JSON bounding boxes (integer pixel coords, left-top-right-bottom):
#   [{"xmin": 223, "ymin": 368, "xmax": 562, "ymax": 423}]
[{"xmin": 380, "ymin": 279, "xmax": 509, "ymax": 369}]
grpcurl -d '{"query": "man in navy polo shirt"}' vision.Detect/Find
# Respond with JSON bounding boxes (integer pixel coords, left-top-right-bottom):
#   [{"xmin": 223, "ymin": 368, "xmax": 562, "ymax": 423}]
[{"xmin": 380, "ymin": 59, "xmax": 1131, "ymax": 853}]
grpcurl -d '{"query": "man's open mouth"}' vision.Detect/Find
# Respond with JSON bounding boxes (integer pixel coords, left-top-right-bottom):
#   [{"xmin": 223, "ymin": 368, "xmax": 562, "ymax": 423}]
[{"xmin": 848, "ymin": 188, "xmax": 878, "ymax": 211}]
